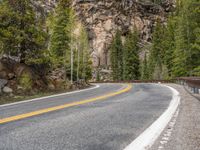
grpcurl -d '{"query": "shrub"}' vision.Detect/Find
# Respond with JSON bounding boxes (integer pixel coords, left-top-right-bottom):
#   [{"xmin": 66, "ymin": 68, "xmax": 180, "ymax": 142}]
[{"xmin": 19, "ymin": 72, "xmax": 33, "ymax": 90}]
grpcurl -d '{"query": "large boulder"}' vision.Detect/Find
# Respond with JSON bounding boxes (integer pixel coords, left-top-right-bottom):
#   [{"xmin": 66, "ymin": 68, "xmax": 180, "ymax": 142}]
[{"xmin": 3, "ymin": 86, "xmax": 13, "ymax": 93}]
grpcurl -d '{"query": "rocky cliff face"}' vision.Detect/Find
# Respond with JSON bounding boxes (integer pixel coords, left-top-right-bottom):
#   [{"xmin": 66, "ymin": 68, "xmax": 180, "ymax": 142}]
[
  {"xmin": 40, "ymin": 0, "xmax": 174, "ymax": 68},
  {"xmin": 73, "ymin": 0, "xmax": 174, "ymax": 68}
]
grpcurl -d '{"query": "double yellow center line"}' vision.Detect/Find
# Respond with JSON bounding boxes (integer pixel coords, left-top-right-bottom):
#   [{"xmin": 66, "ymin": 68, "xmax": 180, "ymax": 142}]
[{"xmin": 0, "ymin": 84, "xmax": 132, "ymax": 124}]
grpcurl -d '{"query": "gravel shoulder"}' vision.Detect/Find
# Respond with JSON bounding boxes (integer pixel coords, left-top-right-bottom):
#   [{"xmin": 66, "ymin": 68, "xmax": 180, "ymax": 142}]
[{"xmin": 151, "ymin": 83, "xmax": 200, "ymax": 150}]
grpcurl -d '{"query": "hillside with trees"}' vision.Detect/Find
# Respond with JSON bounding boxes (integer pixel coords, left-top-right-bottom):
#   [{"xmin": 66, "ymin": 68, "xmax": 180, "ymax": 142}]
[
  {"xmin": 0, "ymin": 0, "xmax": 92, "ymax": 99},
  {"xmin": 110, "ymin": 0, "xmax": 200, "ymax": 81},
  {"xmin": 142, "ymin": 0, "xmax": 200, "ymax": 79},
  {"xmin": 0, "ymin": 0, "xmax": 199, "ymax": 99}
]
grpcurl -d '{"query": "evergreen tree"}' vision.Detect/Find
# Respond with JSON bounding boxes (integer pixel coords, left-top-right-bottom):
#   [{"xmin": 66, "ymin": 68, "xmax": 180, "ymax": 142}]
[
  {"xmin": 148, "ymin": 0, "xmax": 200, "ymax": 78},
  {"xmin": 123, "ymin": 29, "xmax": 140, "ymax": 80},
  {"xmin": 48, "ymin": 0, "xmax": 90, "ymax": 83},
  {"xmin": 173, "ymin": 0, "xmax": 189, "ymax": 77},
  {"xmin": 162, "ymin": 16, "xmax": 176, "ymax": 78},
  {"xmin": 191, "ymin": 27, "xmax": 200, "ymax": 76},
  {"xmin": 186, "ymin": 0, "xmax": 200, "ymax": 76},
  {"xmin": 148, "ymin": 21, "xmax": 164, "ymax": 79},
  {"xmin": 0, "ymin": 0, "xmax": 47, "ymax": 64},
  {"xmin": 110, "ymin": 30, "xmax": 123, "ymax": 81},
  {"xmin": 172, "ymin": 17, "xmax": 188, "ymax": 77},
  {"xmin": 49, "ymin": 0, "xmax": 72, "ymax": 66},
  {"xmin": 79, "ymin": 26, "xmax": 92, "ymax": 81},
  {"xmin": 141, "ymin": 53, "xmax": 149, "ymax": 80}
]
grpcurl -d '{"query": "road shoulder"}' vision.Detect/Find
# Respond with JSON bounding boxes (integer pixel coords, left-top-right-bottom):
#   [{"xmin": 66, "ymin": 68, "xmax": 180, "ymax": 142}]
[
  {"xmin": 0, "ymin": 84, "xmax": 99, "ymax": 107},
  {"xmin": 150, "ymin": 83, "xmax": 200, "ymax": 150}
]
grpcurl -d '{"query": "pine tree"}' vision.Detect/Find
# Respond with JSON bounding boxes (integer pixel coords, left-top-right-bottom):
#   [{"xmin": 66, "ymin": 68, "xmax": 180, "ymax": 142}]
[
  {"xmin": 0, "ymin": 0, "xmax": 48, "ymax": 64},
  {"xmin": 79, "ymin": 26, "xmax": 92, "ymax": 81},
  {"xmin": 191, "ymin": 27, "xmax": 200, "ymax": 76},
  {"xmin": 141, "ymin": 53, "xmax": 149, "ymax": 80},
  {"xmin": 162, "ymin": 16, "xmax": 176, "ymax": 78},
  {"xmin": 123, "ymin": 29, "xmax": 140, "ymax": 80},
  {"xmin": 148, "ymin": 21, "xmax": 164, "ymax": 79},
  {"xmin": 172, "ymin": 18, "xmax": 188, "ymax": 77},
  {"xmin": 186, "ymin": 0, "xmax": 200, "ymax": 76},
  {"xmin": 110, "ymin": 30, "xmax": 123, "ymax": 81},
  {"xmin": 172, "ymin": 0, "xmax": 189, "ymax": 77},
  {"xmin": 49, "ymin": 0, "xmax": 72, "ymax": 66},
  {"xmin": 147, "ymin": 0, "xmax": 200, "ymax": 78},
  {"xmin": 171, "ymin": 0, "xmax": 200, "ymax": 77}
]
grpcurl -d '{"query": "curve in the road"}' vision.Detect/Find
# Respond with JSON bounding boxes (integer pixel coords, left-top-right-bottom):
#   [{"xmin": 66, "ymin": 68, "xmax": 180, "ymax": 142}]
[
  {"xmin": 0, "ymin": 84, "xmax": 132, "ymax": 124},
  {"xmin": 124, "ymin": 85, "xmax": 180, "ymax": 150}
]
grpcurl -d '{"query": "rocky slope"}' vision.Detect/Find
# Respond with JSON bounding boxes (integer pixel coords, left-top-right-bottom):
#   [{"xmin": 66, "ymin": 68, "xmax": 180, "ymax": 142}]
[
  {"xmin": 0, "ymin": 0, "xmax": 175, "ymax": 95},
  {"xmin": 39, "ymin": 0, "xmax": 174, "ymax": 68},
  {"xmin": 74, "ymin": 0, "xmax": 174, "ymax": 67}
]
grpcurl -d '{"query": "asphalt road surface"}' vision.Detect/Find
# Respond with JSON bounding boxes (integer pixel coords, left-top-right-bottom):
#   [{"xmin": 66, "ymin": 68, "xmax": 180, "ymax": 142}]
[{"xmin": 0, "ymin": 83, "xmax": 172, "ymax": 150}]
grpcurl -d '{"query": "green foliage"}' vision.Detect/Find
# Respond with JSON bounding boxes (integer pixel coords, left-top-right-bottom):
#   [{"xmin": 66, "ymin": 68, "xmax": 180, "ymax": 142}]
[
  {"xmin": 78, "ymin": 26, "xmax": 92, "ymax": 81},
  {"xmin": 19, "ymin": 72, "xmax": 32, "ymax": 90},
  {"xmin": 141, "ymin": 53, "xmax": 149, "ymax": 80},
  {"xmin": 162, "ymin": 16, "xmax": 176, "ymax": 77},
  {"xmin": 84, "ymin": 59, "xmax": 92, "ymax": 81},
  {"xmin": 49, "ymin": 0, "xmax": 72, "ymax": 66},
  {"xmin": 172, "ymin": 17, "xmax": 188, "ymax": 77},
  {"xmin": 192, "ymin": 66, "xmax": 200, "ymax": 76},
  {"xmin": 110, "ymin": 30, "xmax": 123, "ymax": 81},
  {"xmin": 123, "ymin": 29, "xmax": 140, "ymax": 80},
  {"xmin": 147, "ymin": 0, "xmax": 200, "ymax": 79},
  {"xmin": 110, "ymin": 28, "xmax": 141, "ymax": 81},
  {"xmin": 48, "ymin": 0, "xmax": 92, "ymax": 82},
  {"xmin": 96, "ymin": 70, "xmax": 100, "ymax": 81},
  {"xmin": 148, "ymin": 21, "xmax": 165, "ymax": 79},
  {"xmin": 0, "ymin": 0, "xmax": 48, "ymax": 64},
  {"xmin": 172, "ymin": 0, "xmax": 200, "ymax": 77}
]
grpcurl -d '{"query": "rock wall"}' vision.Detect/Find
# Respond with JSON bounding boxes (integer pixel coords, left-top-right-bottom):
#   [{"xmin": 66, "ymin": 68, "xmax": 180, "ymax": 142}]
[
  {"xmin": 73, "ymin": 0, "xmax": 175, "ymax": 67},
  {"xmin": 38, "ymin": 0, "xmax": 174, "ymax": 68}
]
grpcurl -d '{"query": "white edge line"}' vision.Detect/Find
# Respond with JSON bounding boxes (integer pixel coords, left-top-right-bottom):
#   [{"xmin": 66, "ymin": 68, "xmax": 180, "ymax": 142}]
[
  {"xmin": 123, "ymin": 84, "xmax": 180, "ymax": 150},
  {"xmin": 0, "ymin": 84, "xmax": 100, "ymax": 108}
]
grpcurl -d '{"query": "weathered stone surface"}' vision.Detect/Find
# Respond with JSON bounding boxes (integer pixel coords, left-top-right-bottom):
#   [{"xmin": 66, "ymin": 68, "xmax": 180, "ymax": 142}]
[
  {"xmin": 3, "ymin": 86, "xmax": 13, "ymax": 93},
  {"xmin": 8, "ymin": 73, "xmax": 15, "ymax": 80},
  {"xmin": 34, "ymin": 0, "xmax": 174, "ymax": 70},
  {"xmin": 37, "ymin": 0, "xmax": 174, "ymax": 69},
  {"xmin": 73, "ymin": 0, "xmax": 174, "ymax": 67},
  {"xmin": 48, "ymin": 83, "xmax": 55, "ymax": 90},
  {"xmin": 0, "ymin": 79, "xmax": 7, "ymax": 89}
]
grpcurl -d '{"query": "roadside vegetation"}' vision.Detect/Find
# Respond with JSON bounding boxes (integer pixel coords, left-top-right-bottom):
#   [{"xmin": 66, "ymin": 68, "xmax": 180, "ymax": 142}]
[
  {"xmin": 0, "ymin": 0, "xmax": 92, "ymax": 101},
  {"xmin": 146, "ymin": 0, "xmax": 200, "ymax": 79},
  {"xmin": 0, "ymin": 0, "xmax": 199, "ymax": 103},
  {"xmin": 110, "ymin": 29, "xmax": 140, "ymax": 81},
  {"xmin": 110, "ymin": 0, "xmax": 200, "ymax": 81}
]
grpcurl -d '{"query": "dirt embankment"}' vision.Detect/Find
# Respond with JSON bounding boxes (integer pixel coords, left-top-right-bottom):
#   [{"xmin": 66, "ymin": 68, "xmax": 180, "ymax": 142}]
[{"xmin": 0, "ymin": 57, "xmax": 88, "ymax": 102}]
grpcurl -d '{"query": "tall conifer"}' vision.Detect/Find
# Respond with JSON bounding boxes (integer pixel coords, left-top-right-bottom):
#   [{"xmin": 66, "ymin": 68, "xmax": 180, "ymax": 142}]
[
  {"xmin": 0, "ymin": 0, "xmax": 47, "ymax": 64},
  {"xmin": 123, "ymin": 29, "xmax": 140, "ymax": 80}
]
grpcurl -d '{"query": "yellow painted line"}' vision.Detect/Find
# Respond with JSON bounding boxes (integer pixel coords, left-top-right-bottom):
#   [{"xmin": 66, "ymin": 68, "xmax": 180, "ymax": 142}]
[{"xmin": 0, "ymin": 84, "xmax": 132, "ymax": 124}]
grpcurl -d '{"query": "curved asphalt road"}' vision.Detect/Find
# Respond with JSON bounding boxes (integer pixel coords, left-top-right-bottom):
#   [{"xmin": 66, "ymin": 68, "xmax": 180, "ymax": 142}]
[{"xmin": 0, "ymin": 83, "xmax": 172, "ymax": 150}]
